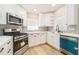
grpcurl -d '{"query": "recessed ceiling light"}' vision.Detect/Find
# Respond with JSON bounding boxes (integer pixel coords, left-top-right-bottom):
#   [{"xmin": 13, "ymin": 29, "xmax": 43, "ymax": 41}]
[
  {"xmin": 52, "ymin": 4, "xmax": 56, "ymax": 7},
  {"xmin": 34, "ymin": 9, "xmax": 37, "ymax": 11}
]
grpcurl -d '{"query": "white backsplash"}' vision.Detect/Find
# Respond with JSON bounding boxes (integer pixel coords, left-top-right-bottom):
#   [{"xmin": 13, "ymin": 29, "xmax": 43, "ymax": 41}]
[{"xmin": 64, "ymin": 25, "xmax": 79, "ymax": 34}]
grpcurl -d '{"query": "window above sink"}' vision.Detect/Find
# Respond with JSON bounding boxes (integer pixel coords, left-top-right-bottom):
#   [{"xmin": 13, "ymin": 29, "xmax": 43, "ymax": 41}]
[{"xmin": 27, "ymin": 26, "xmax": 39, "ymax": 30}]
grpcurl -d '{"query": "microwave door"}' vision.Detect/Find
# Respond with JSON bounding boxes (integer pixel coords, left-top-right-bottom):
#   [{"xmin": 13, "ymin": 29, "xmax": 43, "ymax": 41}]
[
  {"xmin": 8, "ymin": 20, "xmax": 21, "ymax": 25},
  {"xmin": 7, "ymin": 13, "xmax": 22, "ymax": 25}
]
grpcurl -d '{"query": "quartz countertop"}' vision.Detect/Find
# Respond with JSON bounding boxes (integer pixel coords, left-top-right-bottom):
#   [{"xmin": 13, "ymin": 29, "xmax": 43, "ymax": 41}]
[
  {"xmin": 25, "ymin": 31, "xmax": 79, "ymax": 38},
  {"xmin": 60, "ymin": 33, "xmax": 79, "ymax": 38},
  {"xmin": 0, "ymin": 36, "xmax": 13, "ymax": 46},
  {"xmin": 25, "ymin": 31, "xmax": 48, "ymax": 34}
]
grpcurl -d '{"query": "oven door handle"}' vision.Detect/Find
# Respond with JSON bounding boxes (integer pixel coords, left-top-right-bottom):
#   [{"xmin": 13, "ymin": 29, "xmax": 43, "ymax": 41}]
[{"xmin": 14, "ymin": 37, "xmax": 28, "ymax": 42}]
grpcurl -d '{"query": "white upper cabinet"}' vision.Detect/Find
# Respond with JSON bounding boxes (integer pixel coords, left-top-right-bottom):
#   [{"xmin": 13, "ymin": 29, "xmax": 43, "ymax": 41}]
[
  {"xmin": 39, "ymin": 13, "xmax": 55, "ymax": 26},
  {"xmin": 45, "ymin": 13, "xmax": 55, "ymax": 26},
  {"xmin": 55, "ymin": 4, "xmax": 79, "ymax": 26},
  {"xmin": 21, "ymin": 11, "xmax": 27, "ymax": 26},
  {"xmin": 0, "ymin": 4, "xmax": 27, "ymax": 26},
  {"xmin": 55, "ymin": 5, "xmax": 66, "ymax": 17},
  {"xmin": 66, "ymin": 4, "xmax": 79, "ymax": 25},
  {"xmin": 0, "ymin": 5, "xmax": 7, "ymax": 24},
  {"xmin": 39, "ymin": 13, "xmax": 46, "ymax": 26},
  {"xmin": 54, "ymin": 5, "xmax": 79, "ymax": 31}
]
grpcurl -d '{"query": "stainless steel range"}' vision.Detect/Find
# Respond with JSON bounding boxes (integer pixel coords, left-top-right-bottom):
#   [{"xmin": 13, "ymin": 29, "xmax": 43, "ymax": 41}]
[{"xmin": 3, "ymin": 28, "xmax": 29, "ymax": 55}]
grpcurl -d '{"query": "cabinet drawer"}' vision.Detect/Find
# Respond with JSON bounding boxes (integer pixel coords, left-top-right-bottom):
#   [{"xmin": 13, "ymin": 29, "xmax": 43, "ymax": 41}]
[
  {"xmin": 0, "ymin": 38, "xmax": 13, "ymax": 55},
  {"xmin": 6, "ymin": 48, "xmax": 13, "ymax": 55},
  {"xmin": 6, "ymin": 39, "xmax": 13, "ymax": 47},
  {"xmin": 0, "ymin": 44, "xmax": 7, "ymax": 55},
  {"xmin": 6, "ymin": 39, "xmax": 13, "ymax": 55},
  {"xmin": 29, "ymin": 34, "xmax": 39, "ymax": 37}
]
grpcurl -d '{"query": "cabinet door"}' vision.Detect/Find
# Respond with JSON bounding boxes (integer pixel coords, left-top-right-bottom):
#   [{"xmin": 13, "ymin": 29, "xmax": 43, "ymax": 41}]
[
  {"xmin": 47, "ymin": 32, "xmax": 53, "ymax": 45},
  {"xmin": 0, "ymin": 5, "xmax": 6, "ymax": 24},
  {"xmin": 66, "ymin": 4, "xmax": 78, "ymax": 25},
  {"xmin": 47, "ymin": 32, "xmax": 60, "ymax": 50},
  {"xmin": 45, "ymin": 13, "xmax": 55, "ymax": 26},
  {"xmin": 28, "ymin": 34, "xmax": 36, "ymax": 47},
  {"xmin": 55, "ymin": 6, "xmax": 66, "ymax": 17},
  {"xmin": 0, "ymin": 44, "xmax": 7, "ymax": 55},
  {"xmin": 34, "ymin": 33, "xmax": 40, "ymax": 45},
  {"xmin": 39, "ymin": 14, "xmax": 46, "ymax": 26},
  {"xmin": 28, "ymin": 33, "xmax": 40, "ymax": 47},
  {"xmin": 53, "ymin": 33, "xmax": 60, "ymax": 50},
  {"xmin": 6, "ymin": 38, "xmax": 13, "ymax": 55},
  {"xmin": 40, "ymin": 33, "xmax": 47, "ymax": 44},
  {"xmin": 23, "ymin": 13, "xmax": 27, "ymax": 26}
]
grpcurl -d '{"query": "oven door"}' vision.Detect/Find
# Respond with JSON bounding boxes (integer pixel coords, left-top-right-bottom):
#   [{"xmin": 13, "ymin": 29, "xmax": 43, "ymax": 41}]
[{"xmin": 14, "ymin": 38, "xmax": 28, "ymax": 52}]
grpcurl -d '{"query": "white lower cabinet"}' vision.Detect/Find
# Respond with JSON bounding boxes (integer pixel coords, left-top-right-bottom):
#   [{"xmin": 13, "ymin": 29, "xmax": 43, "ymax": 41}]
[
  {"xmin": 47, "ymin": 32, "xmax": 60, "ymax": 50},
  {"xmin": 28, "ymin": 32, "xmax": 47, "ymax": 47},
  {"xmin": 0, "ymin": 44, "xmax": 7, "ymax": 55},
  {"xmin": 39, "ymin": 33, "xmax": 47, "ymax": 44},
  {"xmin": 6, "ymin": 39, "xmax": 13, "ymax": 55},
  {"xmin": 0, "ymin": 37, "xmax": 13, "ymax": 55},
  {"xmin": 28, "ymin": 33, "xmax": 40, "ymax": 47},
  {"xmin": 28, "ymin": 32, "xmax": 60, "ymax": 50}
]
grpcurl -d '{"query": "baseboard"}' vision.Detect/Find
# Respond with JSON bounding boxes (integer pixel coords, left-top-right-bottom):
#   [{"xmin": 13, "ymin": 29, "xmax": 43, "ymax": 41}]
[
  {"xmin": 29, "ymin": 43, "xmax": 60, "ymax": 52},
  {"xmin": 46, "ymin": 43, "xmax": 60, "ymax": 52},
  {"xmin": 60, "ymin": 48, "xmax": 73, "ymax": 55},
  {"xmin": 29, "ymin": 43, "xmax": 47, "ymax": 48}
]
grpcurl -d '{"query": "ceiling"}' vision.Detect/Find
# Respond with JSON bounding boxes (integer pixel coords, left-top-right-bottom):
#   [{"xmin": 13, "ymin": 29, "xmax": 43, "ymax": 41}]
[{"xmin": 21, "ymin": 4, "xmax": 63, "ymax": 14}]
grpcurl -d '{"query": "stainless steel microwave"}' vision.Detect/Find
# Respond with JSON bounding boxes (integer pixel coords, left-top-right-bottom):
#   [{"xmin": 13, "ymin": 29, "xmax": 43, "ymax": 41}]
[{"xmin": 7, "ymin": 13, "xmax": 23, "ymax": 25}]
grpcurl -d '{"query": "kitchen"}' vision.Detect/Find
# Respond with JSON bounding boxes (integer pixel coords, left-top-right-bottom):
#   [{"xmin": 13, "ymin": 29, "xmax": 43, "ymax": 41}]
[{"xmin": 0, "ymin": 4, "xmax": 79, "ymax": 55}]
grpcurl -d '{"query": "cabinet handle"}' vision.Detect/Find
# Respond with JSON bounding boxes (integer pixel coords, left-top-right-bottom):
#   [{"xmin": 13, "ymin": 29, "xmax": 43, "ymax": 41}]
[
  {"xmin": 74, "ymin": 47, "xmax": 78, "ymax": 50},
  {"xmin": 7, "ymin": 49, "xmax": 11, "ymax": 53},
  {"xmin": 7, "ymin": 41, "xmax": 11, "ymax": 44},
  {"xmin": 0, "ymin": 48, "xmax": 4, "ymax": 53}
]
